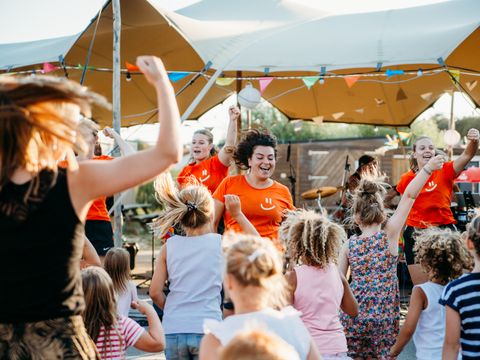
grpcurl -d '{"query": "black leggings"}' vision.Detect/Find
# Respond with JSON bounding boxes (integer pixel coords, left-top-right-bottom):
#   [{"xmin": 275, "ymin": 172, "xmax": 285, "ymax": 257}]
[{"xmin": 403, "ymin": 223, "xmax": 458, "ymax": 265}]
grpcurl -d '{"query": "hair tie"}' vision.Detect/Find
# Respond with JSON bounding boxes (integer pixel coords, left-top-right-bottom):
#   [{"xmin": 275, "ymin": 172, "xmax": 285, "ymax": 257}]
[
  {"xmin": 185, "ymin": 201, "xmax": 197, "ymax": 212},
  {"xmin": 247, "ymin": 249, "xmax": 264, "ymax": 263}
]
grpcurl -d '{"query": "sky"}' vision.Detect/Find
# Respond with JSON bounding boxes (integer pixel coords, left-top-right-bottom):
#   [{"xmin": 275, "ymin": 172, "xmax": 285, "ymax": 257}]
[{"xmin": 3, "ymin": 0, "xmax": 478, "ymax": 145}]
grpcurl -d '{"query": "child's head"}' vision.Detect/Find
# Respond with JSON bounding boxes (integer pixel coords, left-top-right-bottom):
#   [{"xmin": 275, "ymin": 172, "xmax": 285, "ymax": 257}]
[
  {"xmin": 153, "ymin": 173, "xmax": 213, "ymax": 237},
  {"xmin": 351, "ymin": 177, "xmax": 387, "ymax": 227},
  {"xmin": 414, "ymin": 227, "xmax": 473, "ymax": 284},
  {"xmin": 223, "ymin": 233, "xmax": 288, "ymax": 308},
  {"xmin": 219, "ymin": 329, "xmax": 300, "ymax": 360},
  {"xmin": 104, "ymin": 248, "xmax": 131, "ymax": 294},
  {"xmin": 466, "ymin": 214, "xmax": 480, "ymax": 259},
  {"xmin": 281, "ymin": 210, "xmax": 346, "ymax": 268},
  {"xmin": 81, "ymin": 267, "xmax": 118, "ymax": 343}
]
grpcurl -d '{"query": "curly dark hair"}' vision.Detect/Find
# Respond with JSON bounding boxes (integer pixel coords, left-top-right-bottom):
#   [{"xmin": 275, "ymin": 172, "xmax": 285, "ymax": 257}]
[
  {"xmin": 414, "ymin": 228, "xmax": 473, "ymax": 284},
  {"xmin": 467, "ymin": 214, "xmax": 480, "ymax": 256},
  {"xmin": 233, "ymin": 129, "xmax": 277, "ymax": 170}
]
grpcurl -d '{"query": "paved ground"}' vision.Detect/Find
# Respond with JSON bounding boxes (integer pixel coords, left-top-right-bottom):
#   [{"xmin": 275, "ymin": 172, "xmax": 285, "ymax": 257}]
[{"xmin": 126, "ymin": 250, "xmax": 416, "ymax": 359}]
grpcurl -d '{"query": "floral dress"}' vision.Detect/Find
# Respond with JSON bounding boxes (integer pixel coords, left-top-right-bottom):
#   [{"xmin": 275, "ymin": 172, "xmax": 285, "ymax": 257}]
[{"xmin": 341, "ymin": 231, "xmax": 399, "ymax": 359}]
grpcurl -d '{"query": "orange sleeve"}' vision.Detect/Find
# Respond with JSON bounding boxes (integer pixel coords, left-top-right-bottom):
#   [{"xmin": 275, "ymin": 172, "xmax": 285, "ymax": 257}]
[{"xmin": 212, "ymin": 176, "xmax": 229, "ymax": 203}]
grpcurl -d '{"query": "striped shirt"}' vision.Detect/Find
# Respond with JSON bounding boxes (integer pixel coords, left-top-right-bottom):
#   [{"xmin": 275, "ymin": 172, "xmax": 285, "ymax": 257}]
[
  {"xmin": 95, "ymin": 316, "xmax": 144, "ymax": 360},
  {"xmin": 440, "ymin": 272, "xmax": 480, "ymax": 359}
]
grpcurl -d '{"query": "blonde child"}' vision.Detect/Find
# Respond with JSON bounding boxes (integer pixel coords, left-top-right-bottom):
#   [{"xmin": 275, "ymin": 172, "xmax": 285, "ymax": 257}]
[
  {"xmin": 390, "ymin": 228, "xmax": 471, "ymax": 359},
  {"xmin": 149, "ymin": 173, "xmax": 255, "ymax": 360},
  {"xmin": 104, "ymin": 247, "xmax": 138, "ymax": 318},
  {"xmin": 338, "ymin": 155, "xmax": 444, "ymax": 359},
  {"xmin": 282, "ymin": 210, "xmax": 358, "ymax": 359},
  {"xmin": 81, "ymin": 267, "xmax": 164, "ymax": 359},
  {"xmin": 219, "ymin": 329, "xmax": 301, "ymax": 360},
  {"xmin": 441, "ymin": 214, "xmax": 480, "ymax": 360},
  {"xmin": 199, "ymin": 234, "xmax": 321, "ymax": 360}
]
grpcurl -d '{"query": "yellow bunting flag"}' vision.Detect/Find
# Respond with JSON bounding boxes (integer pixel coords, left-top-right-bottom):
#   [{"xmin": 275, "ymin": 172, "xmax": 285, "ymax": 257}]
[
  {"xmin": 448, "ymin": 70, "xmax": 460, "ymax": 84},
  {"xmin": 215, "ymin": 78, "xmax": 235, "ymax": 86}
]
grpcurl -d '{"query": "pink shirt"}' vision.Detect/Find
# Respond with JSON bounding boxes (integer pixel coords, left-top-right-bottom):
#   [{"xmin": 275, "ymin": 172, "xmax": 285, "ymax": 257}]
[{"xmin": 293, "ymin": 264, "xmax": 347, "ymax": 354}]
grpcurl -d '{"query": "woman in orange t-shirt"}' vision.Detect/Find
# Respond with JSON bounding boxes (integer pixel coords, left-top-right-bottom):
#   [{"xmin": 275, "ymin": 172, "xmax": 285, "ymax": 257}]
[
  {"xmin": 177, "ymin": 106, "xmax": 239, "ymax": 194},
  {"xmin": 397, "ymin": 128, "xmax": 479, "ymax": 284},
  {"xmin": 213, "ymin": 129, "xmax": 295, "ymax": 242}
]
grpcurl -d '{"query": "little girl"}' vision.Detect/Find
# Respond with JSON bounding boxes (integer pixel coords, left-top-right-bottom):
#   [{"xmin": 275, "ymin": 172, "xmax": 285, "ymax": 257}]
[
  {"xmin": 441, "ymin": 214, "xmax": 480, "ymax": 360},
  {"xmin": 149, "ymin": 173, "xmax": 255, "ymax": 360},
  {"xmin": 81, "ymin": 267, "xmax": 165, "ymax": 359},
  {"xmin": 199, "ymin": 233, "xmax": 321, "ymax": 360},
  {"xmin": 390, "ymin": 228, "xmax": 471, "ymax": 359},
  {"xmin": 338, "ymin": 155, "xmax": 444, "ymax": 359},
  {"xmin": 282, "ymin": 210, "xmax": 358, "ymax": 359},
  {"xmin": 104, "ymin": 247, "xmax": 138, "ymax": 318}
]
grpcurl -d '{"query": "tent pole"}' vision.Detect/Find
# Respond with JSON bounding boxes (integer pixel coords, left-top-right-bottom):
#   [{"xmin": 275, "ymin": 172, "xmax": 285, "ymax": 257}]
[
  {"xmin": 112, "ymin": 0, "xmax": 123, "ymax": 248},
  {"xmin": 181, "ymin": 67, "xmax": 223, "ymax": 121}
]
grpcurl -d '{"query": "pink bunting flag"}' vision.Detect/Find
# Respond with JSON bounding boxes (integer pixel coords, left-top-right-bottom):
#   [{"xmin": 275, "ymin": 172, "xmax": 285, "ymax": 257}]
[
  {"xmin": 344, "ymin": 75, "xmax": 360, "ymax": 88},
  {"xmin": 259, "ymin": 77, "xmax": 274, "ymax": 94},
  {"xmin": 42, "ymin": 62, "xmax": 59, "ymax": 74}
]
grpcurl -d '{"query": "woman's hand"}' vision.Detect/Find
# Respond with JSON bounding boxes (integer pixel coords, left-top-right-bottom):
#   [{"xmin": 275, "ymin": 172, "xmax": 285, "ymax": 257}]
[
  {"xmin": 228, "ymin": 106, "xmax": 240, "ymax": 121},
  {"xmin": 425, "ymin": 154, "xmax": 445, "ymax": 172},
  {"xmin": 224, "ymin": 194, "xmax": 242, "ymax": 217},
  {"xmin": 466, "ymin": 128, "xmax": 480, "ymax": 142},
  {"xmin": 136, "ymin": 56, "xmax": 168, "ymax": 86},
  {"xmin": 102, "ymin": 127, "xmax": 114, "ymax": 139}
]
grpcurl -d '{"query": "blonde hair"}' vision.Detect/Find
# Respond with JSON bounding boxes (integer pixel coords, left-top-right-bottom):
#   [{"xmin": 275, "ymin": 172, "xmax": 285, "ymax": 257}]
[
  {"xmin": 351, "ymin": 176, "xmax": 387, "ymax": 226},
  {"xmin": 220, "ymin": 330, "xmax": 300, "ymax": 360},
  {"xmin": 414, "ymin": 228, "xmax": 473, "ymax": 284},
  {"xmin": 81, "ymin": 267, "xmax": 123, "ymax": 358},
  {"xmin": 281, "ymin": 210, "xmax": 346, "ymax": 268},
  {"xmin": 0, "ymin": 75, "xmax": 109, "ymax": 201},
  {"xmin": 104, "ymin": 248, "xmax": 131, "ymax": 294},
  {"xmin": 153, "ymin": 173, "xmax": 213, "ymax": 238},
  {"xmin": 223, "ymin": 233, "xmax": 289, "ymax": 308},
  {"xmin": 467, "ymin": 214, "xmax": 480, "ymax": 256}
]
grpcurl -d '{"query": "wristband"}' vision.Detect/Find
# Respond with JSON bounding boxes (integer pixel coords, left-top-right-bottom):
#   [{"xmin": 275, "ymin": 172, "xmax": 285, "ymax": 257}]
[{"xmin": 423, "ymin": 166, "xmax": 432, "ymax": 175}]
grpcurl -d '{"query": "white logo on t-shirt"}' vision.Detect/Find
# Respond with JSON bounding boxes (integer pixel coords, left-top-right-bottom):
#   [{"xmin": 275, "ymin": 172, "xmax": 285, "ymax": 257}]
[
  {"xmin": 260, "ymin": 197, "xmax": 276, "ymax": 211},
  {"xmin": 425, "ymin": 181, "xmax": 437, "ymax": 192},
  {"xmin": 199, "ymin": 169, "xmax": 210, "ymax": 182}
]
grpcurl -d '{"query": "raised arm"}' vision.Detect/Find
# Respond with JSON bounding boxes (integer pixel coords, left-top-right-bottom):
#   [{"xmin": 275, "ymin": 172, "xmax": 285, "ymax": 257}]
[
  {"xmin": 224, "ymin": 194, "xmax": 259, "ymax": 236},
  {"xmin": 217, "ymin": 106, "xmax": 239, "ymax": 166},
  {"xmin": 103, "ymin": 127, "xmax": 136, "ymax": 156},
  {"xmin": 384, "ymin": 155, "xmax": 445, "ymax": 252},
  {"xmin": 69, "ymin": 56, "xmax": 182, "ymax": 220},
  {"xmin": 453, "ymin": 128, "xmax": 479, "ymax": 175}
]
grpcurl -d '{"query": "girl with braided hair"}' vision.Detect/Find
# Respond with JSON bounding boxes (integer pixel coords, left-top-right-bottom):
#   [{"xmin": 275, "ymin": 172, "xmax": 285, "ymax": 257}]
[
  {"xmin": 338, "ymin": 155, "xmax": 445, "ymax": 359},
  {"xmin": 282, "ymin": 210, "xmax": 358, "ymax": 359}
]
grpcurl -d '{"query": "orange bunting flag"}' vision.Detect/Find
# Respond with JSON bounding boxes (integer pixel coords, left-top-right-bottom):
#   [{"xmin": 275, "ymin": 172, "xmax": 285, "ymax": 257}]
[
  {"xmin": 344, "ymin": 75, "xmax": 360, "ymax": 88},
  {"xmin": 125, "ymin": 61, "xmax": 140, "ymax": 72},
  {"xmin": 259, "ymin": 77, "xmax": 274, "ymax": 94},
  {"xmin": 396, "ymin": 88, "xmax": 408, "ymax": 101}
]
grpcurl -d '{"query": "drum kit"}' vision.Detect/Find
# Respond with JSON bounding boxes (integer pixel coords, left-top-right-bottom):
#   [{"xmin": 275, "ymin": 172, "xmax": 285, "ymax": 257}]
[{"xmin": 300, "ymin": 185, "xmax": 343, "ymax": 212}]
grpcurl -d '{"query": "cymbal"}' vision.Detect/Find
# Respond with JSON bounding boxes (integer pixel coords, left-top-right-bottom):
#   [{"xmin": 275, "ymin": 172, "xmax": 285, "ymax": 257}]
[{"xmin": 301, "ymin": 186, "xmax": 339, "ymax": 200}]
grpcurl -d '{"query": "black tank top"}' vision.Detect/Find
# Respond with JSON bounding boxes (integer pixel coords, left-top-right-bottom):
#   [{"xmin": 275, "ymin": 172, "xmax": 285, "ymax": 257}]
[{"xmin": 0, "ymin": 169, "xmax": 84, "ymax": 323}]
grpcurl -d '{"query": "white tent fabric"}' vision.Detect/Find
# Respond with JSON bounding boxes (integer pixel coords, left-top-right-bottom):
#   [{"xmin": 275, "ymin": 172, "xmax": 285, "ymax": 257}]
[{"xmin": 156, "ymin": 0, "xmax": 480, "ymax": 72}]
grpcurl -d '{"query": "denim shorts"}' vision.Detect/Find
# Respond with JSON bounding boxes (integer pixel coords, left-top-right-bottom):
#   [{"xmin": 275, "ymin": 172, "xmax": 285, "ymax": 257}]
[{"xmin": 165, "ymin": 333, "xmax": 204, "ymax": 360}]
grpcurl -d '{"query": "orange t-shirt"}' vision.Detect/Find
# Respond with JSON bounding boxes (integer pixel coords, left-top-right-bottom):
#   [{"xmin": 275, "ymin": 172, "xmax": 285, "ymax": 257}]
[
  {"xmin": 86, "ymin": 155, "xmax": 114, "ymax": 222},
  {"xmin": 396, "ymin": 161, "xmax": 458, "ymax": 228},
  {"xmin": 213, "ymin": 175, "xmax": 295, "ymax": 240},
  {"xmin": 177, "ymin": 154, "xmax": 229, "ymax": 194}
]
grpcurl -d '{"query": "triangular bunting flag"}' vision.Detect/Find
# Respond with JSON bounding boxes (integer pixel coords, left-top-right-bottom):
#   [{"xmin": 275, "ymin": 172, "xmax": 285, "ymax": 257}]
[
  {"xmin": 374, "ymin": 98, "xmax": 385, "ymax": 106},
  {"xmin": 420, "ymin": 92, "xmax": 433, "ymax": 101},
  {"xmin": 466, "ymin": 80, "xmax": 478, "ymax": 91},
  {"xmin": 216, "ymin": 78, "xmax": 235, "ymax": 86},
  {"xmin": 125, "ymin": 61, "xmax": 140, "ymax": 72},
  {"xmin": 312, "ymin": 116, "xmax": 324, "ymax": 124},
  {"xmin": 42, "ymin": 62, "xmax": 59, "ymax": 74},
  {"xmin": 302, "ymin": 76, "xmax": 319, "ymax": 90},
  {"xmin": 332, "ymin": 112, "xmax": 344, "ymax": 120},
  {"xmin": 396, "ymin": 88, "xmax": 408, "ymax": 101},
  {"xmin": 397, "ymin": 131, "xmax": 412, "ymax": 141},
  {"xmin": 448, "ymin": 70, "xmax": 460, "ymax": 84},
  {"xmin": 168, "ymin": 72, "xmax": 189, "ymax": 83},
  {"xmin": 344, "ymin": 75, "xmax": 360, "ymax": 88},
  {"xmin": 355, "ymin": 108, "xmax": 364, "ymax": 114},
  {"xmin": 259, "ymin": 77, "xmax": 274, "ymax": 94}
]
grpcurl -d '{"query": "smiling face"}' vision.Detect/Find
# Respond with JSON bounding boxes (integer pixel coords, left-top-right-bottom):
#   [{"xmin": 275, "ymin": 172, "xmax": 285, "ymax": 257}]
[
  {"xmin": 191, "ymin": 133, "xmax": 213, "ymax": 162},
  {"xmin": 413, "ymin": 137, "xmax": 435, "ymax": 169},
  {"xmin": 248, "ymin": 145, "xmax": 276, "ymax": 180}
]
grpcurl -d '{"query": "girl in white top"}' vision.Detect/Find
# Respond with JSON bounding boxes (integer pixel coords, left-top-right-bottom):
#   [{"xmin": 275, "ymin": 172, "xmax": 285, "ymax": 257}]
[
  {"xmin": 199, "ymin": 233, "xmax": 321, "ymax": 360},
  {"xmin": 390, "ymin": 228, "xmax": 471, "ymax": 359},
  {"xmin": 104, "ymin": 247, "xmax": 138, "ymax": 318}
]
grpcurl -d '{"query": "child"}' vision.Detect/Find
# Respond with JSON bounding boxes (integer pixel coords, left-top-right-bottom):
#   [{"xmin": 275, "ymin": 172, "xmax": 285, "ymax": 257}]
[
  {"xmin": 282, "ymin": 210, "xmax": 358, "ymax": 359},
  {"xmin": 390, "ymin": 228, "xmax": 471, "ymax": 359},
  {"xmin": 81, "ymin": 267, "xmax": 165, "ymax": 359},
  {"xmin": 104, "ymin": 247, "xmax": 138, "ymax": 318},
  {"xmin": 338, "ymin": 155, "xmax": 444, "ymax": 359},
  {"xmin": 441, "ymin": 214, "xmax": 480, "ymax": 360},
  {"xmin": 199, "ymin": 233, "xmax": 321, "ymax": 360},
  {"xmin": 220, "ymin": 329, "xmax": 301, "ymax": 360},
  {"xmin": 149, "ymin": 173, "xmax": 256, "ymax": 360}
]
